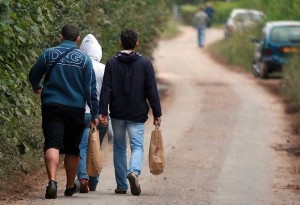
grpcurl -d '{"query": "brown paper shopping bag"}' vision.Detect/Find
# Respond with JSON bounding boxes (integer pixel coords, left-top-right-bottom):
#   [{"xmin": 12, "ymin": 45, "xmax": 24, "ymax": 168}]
[
  {"xmin": 149, "ymin": 126, "xmax": 165, "ymax": 175},
  {"xmin": 86, "ymin": 124, "xmax": 103, "ymax": 177}
]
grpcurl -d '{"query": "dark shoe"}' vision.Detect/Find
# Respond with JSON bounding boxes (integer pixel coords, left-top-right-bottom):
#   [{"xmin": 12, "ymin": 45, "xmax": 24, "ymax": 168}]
[
  {"xmin": 64, "ymin": 180, "xmax": 80, "ymax": 197},
  {"xmin": 79, "ymin": 178, "xmax": 89, "ymax": 193},
  {"xmin": 89, "ymin": 186, "xmax": 96, "ymax": 191},
  {"xmin": 127, "ymin": 173, "xmax": 141, "ymax": 196},
  {"xmin": 114, "ymin": 187, "xmax": 127, "ymax": 194},
  {"xmin": 45, "ymin": 180, "xmax": 57, "ymax": 199}
]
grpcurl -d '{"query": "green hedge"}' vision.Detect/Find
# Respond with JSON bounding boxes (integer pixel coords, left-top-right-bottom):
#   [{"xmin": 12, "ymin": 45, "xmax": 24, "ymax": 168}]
[
  {"xmin": 178, "ymin": 1, "xmax": 246, "ymax": 26},
  {"xmin": 178, "ymin": 0, "xmax": 300, "ymax": 26},
  {"xmin": 0, "ymin": 0, "xmax": 171, "ymax": 181},
  {"xmin": 283, "ymin": 53, "xmax": 300, "ymax": 109},
  {"xmin": 211, "ymin": 0, "xmax": 300, "ymax": 24},
  {"xmin": 208, "ymin": 25, "xmax": 261, "ymax": 70},
  {"xmin": 180, "ymin": 4, "xmax": 198, "ymax": 26}
]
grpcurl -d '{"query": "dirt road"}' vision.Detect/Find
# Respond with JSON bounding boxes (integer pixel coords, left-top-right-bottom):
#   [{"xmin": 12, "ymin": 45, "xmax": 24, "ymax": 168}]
[{"xmin": 21, "ymin": 26, "xmax": 300, "ymax": 205}]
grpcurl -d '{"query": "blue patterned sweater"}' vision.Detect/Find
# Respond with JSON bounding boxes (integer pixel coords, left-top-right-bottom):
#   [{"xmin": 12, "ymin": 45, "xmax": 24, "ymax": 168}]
[{"xmin": 29, "ymin": 40, "xmax": 99, "ymax": 119}]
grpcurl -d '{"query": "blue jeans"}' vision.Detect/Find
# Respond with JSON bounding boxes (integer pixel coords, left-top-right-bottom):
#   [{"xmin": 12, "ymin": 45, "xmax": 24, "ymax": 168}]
[
  {"xmin": 77, "ymin": 113, "xmax": 107, "ymax": 189},
  {"xmin": 112, "ymin": 119, "xmax": 145, "ymax": 191},
  {"xmin": 197, "ymin": 25, "xmax": 206, "ymax": 47}
]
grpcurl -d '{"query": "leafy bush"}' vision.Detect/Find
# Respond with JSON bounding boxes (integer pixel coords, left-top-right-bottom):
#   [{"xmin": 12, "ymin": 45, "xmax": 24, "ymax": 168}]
[
  {"xmin": 283, "ymin": 53, "xmax": 300, "ymax": 109},
  {"xmin": 208, "ymin": 27, "xmax": 260, "ymax": 70},
  {"xmin": 0, "ymin": 0, "xmax": 171, "ymax": 181},
  {"xmin": 212, "ymin": 0, "xmax": 300, "ymax": 25},
  {"xmin": 161, "ymin": 18, "xmax": 181, "ymax": 40},
  {"xmin": 179, "ymin": 4, "xmax": 198, "ymax": 26},
  {"xmin": 210, "ymin": 1, "xmax": 243, "ymax": 25}
]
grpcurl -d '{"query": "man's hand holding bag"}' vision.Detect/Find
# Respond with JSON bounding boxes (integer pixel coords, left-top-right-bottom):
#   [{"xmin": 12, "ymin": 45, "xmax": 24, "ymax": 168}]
[{"xmin": 149, "ymin": 125, "xmax": 165, "ymax": 175}]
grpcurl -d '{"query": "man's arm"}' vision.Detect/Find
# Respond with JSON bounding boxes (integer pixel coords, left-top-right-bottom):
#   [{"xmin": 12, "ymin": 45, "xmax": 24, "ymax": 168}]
[
  {"xmin": 99, "ymin": 61, "xmax": 112, "ymax": 116},
  {"xmin": 145, "ymin": 60, "xmax": 162, "ymax": 120},
  {"xmin": 28, "ymin": 52, "xmax": 47, "ymax": 93},
  {"xmin": 98, "ymin": 60, "xmax": 112, "ymax": 126},
  {"xmin": 83, "ymin": 58, "xmax": 99, "ymax": 121}
]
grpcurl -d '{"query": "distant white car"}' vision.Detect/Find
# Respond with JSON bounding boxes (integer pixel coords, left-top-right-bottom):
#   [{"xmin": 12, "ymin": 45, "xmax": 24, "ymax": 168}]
[{"xmin": 224, "ymin": 8, "xmax": 264, "ymax": 37}]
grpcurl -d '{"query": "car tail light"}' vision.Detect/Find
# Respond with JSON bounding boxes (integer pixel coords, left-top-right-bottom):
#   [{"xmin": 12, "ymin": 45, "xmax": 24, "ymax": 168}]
[
  {"xmin": 263, "ymin": 48, "xmax": 272, "ymax": 56},
  {"xmin": 227, "ymin": 25, "xmax": 234, "ymax": 33}
]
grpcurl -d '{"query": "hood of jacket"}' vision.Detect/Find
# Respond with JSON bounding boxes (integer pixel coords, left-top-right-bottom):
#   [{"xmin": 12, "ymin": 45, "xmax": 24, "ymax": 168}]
[
  {"xmin": 80, "ymin": 34, "xmax": 102, "ymax": 62},
  {"xmin": 116, "ymin": 51, "xmax": 141, "ymax": 63},
  {"xmin": 114, "ymin": 51, "xmax": 142, "ymax": 94}
]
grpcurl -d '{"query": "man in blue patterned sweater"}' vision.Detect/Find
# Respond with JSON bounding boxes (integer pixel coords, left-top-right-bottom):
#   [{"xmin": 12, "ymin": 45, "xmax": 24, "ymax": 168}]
[{"xmin": 29, "ymin": 24, "xmax": 99, "ymax": 199}]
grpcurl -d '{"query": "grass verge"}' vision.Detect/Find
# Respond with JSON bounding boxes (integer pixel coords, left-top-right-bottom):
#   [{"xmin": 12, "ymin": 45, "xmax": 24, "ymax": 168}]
[{"xmin": 161, "ymin": 18, "xmax": 181, "ymax": 40}]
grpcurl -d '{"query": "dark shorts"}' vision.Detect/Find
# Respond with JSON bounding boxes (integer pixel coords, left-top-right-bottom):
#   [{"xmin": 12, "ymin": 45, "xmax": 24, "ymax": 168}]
[{"xmin": 42, "ymin": 103, "xmax": 85, "ymax": 156}]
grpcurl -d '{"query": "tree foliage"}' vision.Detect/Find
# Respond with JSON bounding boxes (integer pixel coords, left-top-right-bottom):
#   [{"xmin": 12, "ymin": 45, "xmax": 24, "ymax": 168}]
[{"xmin": 0, "ymin": 0, "xmax": 171, "ymax": 180}]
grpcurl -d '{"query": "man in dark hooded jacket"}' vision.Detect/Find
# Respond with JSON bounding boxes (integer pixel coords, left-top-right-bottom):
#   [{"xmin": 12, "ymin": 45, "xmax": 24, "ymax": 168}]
[{"xmin": 99, "ymin": 28, "xmax": 162, "ymax": 196}]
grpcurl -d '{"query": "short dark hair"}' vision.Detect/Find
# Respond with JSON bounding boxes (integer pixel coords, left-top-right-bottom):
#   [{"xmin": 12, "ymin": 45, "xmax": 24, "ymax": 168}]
[
  {"xmin": 120, "ymin": 29, "xmax": 138, "ymax": 50},
  {"xmin": 61, "ymin": 24, "xmax": 80, "ymax": 41}
]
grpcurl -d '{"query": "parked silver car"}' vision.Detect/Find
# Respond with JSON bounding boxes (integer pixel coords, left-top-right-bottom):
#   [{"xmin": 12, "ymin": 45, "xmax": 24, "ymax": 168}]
[{"xmin": 224, "ymin": 8, "xmax": 264, "ymax": 37}]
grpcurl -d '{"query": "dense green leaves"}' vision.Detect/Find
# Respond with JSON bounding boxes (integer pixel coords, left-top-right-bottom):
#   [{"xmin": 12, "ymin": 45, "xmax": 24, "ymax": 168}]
[
  {"xmin": 283, "ymin": 53, "xmax": 300, "ymax": 109},
  {"xmin": 0, "ymin": 0, "xmax": 171, "ymax": 180}
]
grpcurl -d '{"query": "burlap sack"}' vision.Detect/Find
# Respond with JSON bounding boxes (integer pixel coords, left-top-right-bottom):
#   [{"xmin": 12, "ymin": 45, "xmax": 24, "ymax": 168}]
[
  {"xmin": 149, "ymin": 126, "xmax": 165, "ymax": 175},
  {"xmin": 86, "ymin": 125, "xmax": 103, "ymax": 177}
]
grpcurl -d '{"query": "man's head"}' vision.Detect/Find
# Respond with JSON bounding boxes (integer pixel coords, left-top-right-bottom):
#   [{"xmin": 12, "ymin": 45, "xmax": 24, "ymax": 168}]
[
  {"xmin": 120, "ymin": 28, "xmax": 138, "ymax": 50},
  {"xmin": 61, "ymin": 24, "xmax": 80, "ymax": 42}
]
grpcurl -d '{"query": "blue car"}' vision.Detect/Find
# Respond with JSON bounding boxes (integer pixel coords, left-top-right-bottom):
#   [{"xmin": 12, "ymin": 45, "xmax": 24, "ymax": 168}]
[{"xmin": 252, "ymin": 21, "xmax": 300, "ymax": 78}]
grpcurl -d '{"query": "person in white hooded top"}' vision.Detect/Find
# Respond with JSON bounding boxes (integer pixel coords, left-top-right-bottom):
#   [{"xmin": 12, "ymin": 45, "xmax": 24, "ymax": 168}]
[{"xmin": 77, "ymin": 34, "xmax": 107, "ymax": 193}]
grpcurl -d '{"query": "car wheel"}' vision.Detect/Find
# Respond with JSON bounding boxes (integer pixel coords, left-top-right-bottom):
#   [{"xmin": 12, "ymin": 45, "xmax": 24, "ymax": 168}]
[
  {"xmin": 251, "ymin": 60, "xmax": 260, "ymax": 77},
  {"xmin": 258, "ymin": 60, "xmax": 268, "ymax": 79}
]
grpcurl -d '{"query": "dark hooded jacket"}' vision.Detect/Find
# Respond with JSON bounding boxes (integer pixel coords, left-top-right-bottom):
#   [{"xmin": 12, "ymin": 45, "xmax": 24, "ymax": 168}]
[{"xmin": 99, "ymin": 51, "xmax": 162, "ymax": 122}]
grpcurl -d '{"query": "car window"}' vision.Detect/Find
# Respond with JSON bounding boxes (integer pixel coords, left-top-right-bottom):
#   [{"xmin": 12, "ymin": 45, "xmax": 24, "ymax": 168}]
[
  {"xmin": 249, "ymin": 13, "xmax": 263, "ymax": 22},
  {"xmin": 271, "ymin": 26, "xmax": 300, "ymax": 43},
  {"xmin": 233, "ymin": 12, "xmax": 262, "ymax": 23},
  {"xmin": 233, "ymin": 13, "xmax": 249, "ymax": 22}
]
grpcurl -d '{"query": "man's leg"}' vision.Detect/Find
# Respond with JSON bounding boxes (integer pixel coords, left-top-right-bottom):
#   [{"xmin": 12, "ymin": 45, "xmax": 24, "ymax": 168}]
[
  {"xmin": 77, "ymin": 113, "xmax": 91, "ymax": 193},
  {"xmin": 77, "ymin": 127, "xmax": 89, "ymax": 192},
  {"xmin": 127, "ymin": 122, "xmax": 144, "ymax": 175},
  {"xmin": 44, "ymin": 148, "xmax": 60, "ymax": 181},
  {"xmin": 62, "ymin": 105, "xmax": 85, "ymax": 196},
  {"xmin": 200, "ymin": 25, "xmax": 206, "ymax": 47},
  {"xmin": 42, "ymin": 104, "xmax": 63, "ymax": 199},
  {"xmin": 197, "ymin": 26, "xmax": 201, "ymax": 46},
  {"xmin": 44, "ymin": 148, "xmax": 59, "ymax": 199},
  {"xmin": 65, "ymin": 154, "xmax": 80, "ymax": 189},
  {"xmin": 112, "ymin": 119, "xmax": 128, "ymax": 192},
  {"xmin": 77, "ymin": 115, "xmax": 90, "ymax": 180},
  {"xmin": 127, "ymin": 122, "xmax": 144, "ymax": 196}
]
